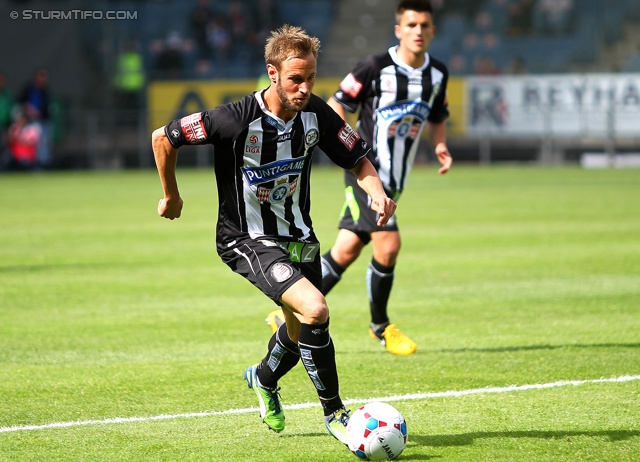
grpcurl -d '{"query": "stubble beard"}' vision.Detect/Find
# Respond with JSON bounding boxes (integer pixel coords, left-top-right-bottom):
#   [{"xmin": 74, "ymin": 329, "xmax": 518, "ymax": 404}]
[{"xmin": 276, "ymin": 80, "xmax": 309, "ymax": 113}]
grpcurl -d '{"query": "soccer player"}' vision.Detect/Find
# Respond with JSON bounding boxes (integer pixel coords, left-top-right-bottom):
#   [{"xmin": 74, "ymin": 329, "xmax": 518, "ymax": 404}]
[
  {"xmin": 267, "ymin": 0, "xmax": 452, "ymax": 356},
  {"xmin": 152, "ymin": 25, "xmax": 396, "ymax": 445}
]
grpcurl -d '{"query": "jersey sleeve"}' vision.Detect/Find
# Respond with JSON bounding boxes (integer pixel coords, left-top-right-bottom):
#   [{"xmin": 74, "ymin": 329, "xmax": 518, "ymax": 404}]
[
  {"xmin": 314, "ymin": 96, "xmax": 371, "ymax": 170},
  {"xmin": 332, "ymin": 55, "xmax": 377, "ymax": 114},
  {"xmin": 427, "ymin": 60, "xmax": 450, "ymax": 124},
  {"xmin": 163, "ymin": 100, "xmax": 246, "ymax": 149},
  {"xmin": 164, "ymin": 111, "xmax": 214, "ymax": 148}
]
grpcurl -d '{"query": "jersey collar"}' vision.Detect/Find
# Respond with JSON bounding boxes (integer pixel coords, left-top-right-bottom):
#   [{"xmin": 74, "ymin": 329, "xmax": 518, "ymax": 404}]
[
  {"xmin": 255, "ymin": 90, "xmax": 293, "ymax": 132},
  {"xmin": 388, "ymin": 46, "xmax": 430, "ymax": 73}
]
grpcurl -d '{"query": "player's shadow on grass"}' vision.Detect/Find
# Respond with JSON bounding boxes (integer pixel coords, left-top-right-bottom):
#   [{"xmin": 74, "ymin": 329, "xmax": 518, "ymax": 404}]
[
  {"xmin": 393, "ymin": 430, "xmax": 640, "ymax": 461},
  {"xmin": 338, "ymin": 342, "xmax": 640, "ymax": 357},
  {"xmin": 411, "ymin": 429, "xmax": 640, "ymax": 447},
  {"xmin": 437, "ymin": 343, "xmax": 640, "ymax": 353}
]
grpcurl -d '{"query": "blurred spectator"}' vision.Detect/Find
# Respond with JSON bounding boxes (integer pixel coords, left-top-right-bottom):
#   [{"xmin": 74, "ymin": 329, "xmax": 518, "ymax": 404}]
[
  {"xmin": 448, "ymin": 54, "xmax": 469, "ymax": 75},
  {"xmin": 474, "ymin": 55, "xmax": 501, "ymax": 75},
  {"xmin": 0, "ymin": 72, "xmax": 14, "ymax": 162},
  {"xmin": 440, "ymin": 0, "xmax": 480, "ymax": 19},
  {"xmin": 154, "ymin": 32, "xmax": 186, "ymax": 79},
  {"xmin": 506, "ymin": 0, "xmax": 535, "ymax": 36},
  {"xmin": 189, "ymin": 0, "xmax": 214, "ymax": 60},
  {"xmin": 475, "ymin": 11, "xmax": 494, "ymax": 31},
  {"xmin": 463, "ymin": 32, "xmax": 480, "ymax": 51},
  {"xmin": 6, "ymin": 108, "xmax": 41, "ymax": 171},
  {"xmin": 247, "ymin": 0, "xmax": 280, "ymax": 47},
  {"xmin": 505, "ymin": 55, "xmax": 529, "ymax": 74},
  {"xmin": 0, "ymin": 72, "xmax": 12, "ymax": 131},
  {"xmin": 18, "ymin": 67, "xmax": 51, "ymax": 169},
  {"xmin": 227, "ymin": 0, "xmax": 257, "ymax": 59},
  {"xmin": 113, "ymin": 38, "xmax": 145, "ymax": 124},
  {"xmin": 207, "ymin": 16, "xmax": 232, "ymax": 64},
  {"xmin": 535, "ymin": 0, "xmax": 573, "ymax": 36},
  {"xmin": 484, "ymin": 33, "xmax": 500, "ymax": 49},
  {"xmin": 430, "ymin": 0, "xmax": 444, "ymax": 13},
  {"xmin": 229, "ymin": 1, "xmax": 249, "ymax": 43},
  {"xmin": 194, "ymin": 59, "xmax": 215, "ymax": 79}
]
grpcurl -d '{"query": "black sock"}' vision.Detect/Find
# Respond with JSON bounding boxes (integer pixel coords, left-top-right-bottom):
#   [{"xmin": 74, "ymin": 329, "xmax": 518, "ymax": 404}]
[
  {"xmin": 321, "ymin": 251, "xmax": 345, "ymax": 295},
  {"xmin": 298, "ymin": 319, "xmax": 342, "ymax": 416},
  {"xmin": 257, "ymin": 322, "xmax": 300, "ymax": 389},
  {"xmin": 367, "ymin": 258, "xmax": 394, "ymax": 325}
]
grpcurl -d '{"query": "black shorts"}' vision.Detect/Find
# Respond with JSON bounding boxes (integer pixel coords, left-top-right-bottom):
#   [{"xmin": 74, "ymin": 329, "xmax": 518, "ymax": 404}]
[
  {"xmin": 337, "ymin": 171, "xmax": 399, "ymax": 244},
  {"xmin": 218, "ymin": 237, "xmax": 322, "ymax": 305}
]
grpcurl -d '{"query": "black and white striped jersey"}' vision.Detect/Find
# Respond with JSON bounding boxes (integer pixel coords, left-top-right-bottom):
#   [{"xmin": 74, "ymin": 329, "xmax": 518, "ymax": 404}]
[
  {"xmin": 164, "ymin": 91, "xmax": 370, "ymax": 247},
  {"xmin": 333, "ymin": 46, "xmax": 449, "ymax": 199}
]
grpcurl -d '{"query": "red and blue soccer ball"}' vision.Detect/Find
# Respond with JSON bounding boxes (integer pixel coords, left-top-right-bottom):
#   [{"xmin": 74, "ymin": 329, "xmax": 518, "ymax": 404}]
[{"xmin": 346, "ymin": 401, "xmax": 408, "ymax": 460}]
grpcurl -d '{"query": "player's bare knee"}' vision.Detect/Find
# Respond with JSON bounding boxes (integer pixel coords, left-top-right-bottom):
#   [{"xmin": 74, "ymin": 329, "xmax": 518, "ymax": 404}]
[{"xmin": 299, "ymin": 299, "xmax": 329, "ymax": 324}]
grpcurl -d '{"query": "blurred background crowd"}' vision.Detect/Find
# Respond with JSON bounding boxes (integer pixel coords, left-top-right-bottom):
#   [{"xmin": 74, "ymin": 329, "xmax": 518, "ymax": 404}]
[{"xmin": 1, "ymin": 0, "xmax": 639, "ymax": 169}]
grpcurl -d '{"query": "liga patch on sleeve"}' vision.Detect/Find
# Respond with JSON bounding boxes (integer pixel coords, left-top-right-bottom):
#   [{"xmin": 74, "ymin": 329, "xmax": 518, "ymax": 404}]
[
  {"xmin": 339, "ymin": 73, "xmax": 363, "ymax": 98},
  {"xmin": 338, "ymin": 123, "xmax": 360, "ymax": 150},
  {"xmin": 180, "ymin": 113, "xmax": 207, "ymax": 143}
]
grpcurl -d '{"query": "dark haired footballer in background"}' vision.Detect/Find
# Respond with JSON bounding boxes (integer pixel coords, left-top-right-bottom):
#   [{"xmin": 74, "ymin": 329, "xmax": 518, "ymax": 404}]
[{"xmin": 268, "ymin": 0, "xmax": 452, "ymax": 356}]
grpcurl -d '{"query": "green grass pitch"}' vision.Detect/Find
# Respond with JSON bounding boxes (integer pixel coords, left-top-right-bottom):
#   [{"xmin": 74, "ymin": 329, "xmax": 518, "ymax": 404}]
[{"xmin": 1, "ymin": 165, "xmax": 639, "ymax": 461}]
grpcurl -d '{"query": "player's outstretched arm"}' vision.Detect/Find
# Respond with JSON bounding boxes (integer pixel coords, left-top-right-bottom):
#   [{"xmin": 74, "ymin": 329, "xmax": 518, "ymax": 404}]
[
  {"xmin": 327, "ymin": 96, "xmax": 348, "ymax": 121},
  {"xmin": 350, "ymin": 157, "xmax": 396, "ymax": 227},
  {"xmin": 152, "ymin": 127, "xmax": 183, "ymax": 220},
  {"xmin": 428, "ymin": 121, "xmax": 452, "ymax": 175}
]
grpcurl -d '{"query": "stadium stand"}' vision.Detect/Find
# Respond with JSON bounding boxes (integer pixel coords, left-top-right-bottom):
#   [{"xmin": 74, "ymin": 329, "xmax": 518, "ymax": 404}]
[
  {"xmin": 4, "ymin": 0, "xmax": 637, "ymax": 168},
  {"xmin": 75, "ymin": 0, "xmax": 639, "ymax": 79}
]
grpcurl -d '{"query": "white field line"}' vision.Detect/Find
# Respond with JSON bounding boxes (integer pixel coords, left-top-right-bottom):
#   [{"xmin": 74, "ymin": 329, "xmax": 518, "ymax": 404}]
[{"xmin": 1, "ymin": 374, "xmax": 638, "ymax": 434}]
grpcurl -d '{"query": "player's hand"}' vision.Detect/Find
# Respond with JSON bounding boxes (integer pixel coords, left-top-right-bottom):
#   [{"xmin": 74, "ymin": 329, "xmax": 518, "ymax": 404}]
[
  {"xmin": 435, "ymin": 143, "xmax": 452, "ymax": 175},
  {"xmin": 157, "ymin": 196, "xmax": 183, "ymax": 220},
  {"xmin": 371, "ymin": 195, "xmax": 396, "ymax": 227}
]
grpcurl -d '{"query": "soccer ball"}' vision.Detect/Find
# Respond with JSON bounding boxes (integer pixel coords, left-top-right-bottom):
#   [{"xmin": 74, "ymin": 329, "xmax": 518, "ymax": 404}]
[{"xmin": 346, "ymin": 402, "xmax": 408, "ymax": 460}]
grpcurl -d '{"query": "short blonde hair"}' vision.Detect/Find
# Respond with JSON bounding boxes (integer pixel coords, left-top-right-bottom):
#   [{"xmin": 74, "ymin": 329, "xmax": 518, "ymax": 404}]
[{"xmin": 264, "ymin": 24, "xmax": 321, "ymax": 71}]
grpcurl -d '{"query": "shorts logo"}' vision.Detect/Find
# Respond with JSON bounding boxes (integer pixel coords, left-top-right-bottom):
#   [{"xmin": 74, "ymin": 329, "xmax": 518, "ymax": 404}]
[
  {"xmin": 339, "ymin": 73, "xmax": 363, "ymax": 98},
  {"xmin": 338, "ymin": 123, "xmax": 360, "ymax": 150},
  {"xmin": 271, "ymin": 262, "xmax": 294, "ymax": 283},
  {"xmin": 171, "ymin": 129, "xmax": 180, "ymax": 138},
  {"xmin": 180, "ymin": 113, "xmax": 207, "ymax": 143}
]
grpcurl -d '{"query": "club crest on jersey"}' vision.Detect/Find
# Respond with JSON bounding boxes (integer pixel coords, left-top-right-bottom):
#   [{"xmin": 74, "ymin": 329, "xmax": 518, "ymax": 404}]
[
  {"xmin": 180, "ymin": 113, "xmax": 207, "ymax": 143},
  {"xmin": 305, "ymin": 128, "xmax": 319, "ymax": 147},
  {"xmin": 269, "ymin": 182, "xmax": 289, "ymax": 202},
  {"xmin": 257, "ymin": 178, "xmax": 298, "ymax": 204},
  {"xmin": 271, "ymin": 262, "xmax": 293, "ymax": 283}
]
